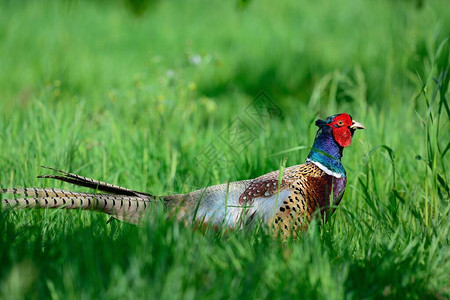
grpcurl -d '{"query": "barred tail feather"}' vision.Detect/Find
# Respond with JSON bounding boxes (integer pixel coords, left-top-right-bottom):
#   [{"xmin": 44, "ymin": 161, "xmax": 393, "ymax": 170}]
[
  {"xmin": 38, "ymin": 166, "xmax": 152, "ymax": 197},
  {"xmin": 1, "ymin": 188, "xmax": 93, "ymax": 198},
  {"xmin": 1, "ymin": 188, "xmax": 152, "ymax": 224}
]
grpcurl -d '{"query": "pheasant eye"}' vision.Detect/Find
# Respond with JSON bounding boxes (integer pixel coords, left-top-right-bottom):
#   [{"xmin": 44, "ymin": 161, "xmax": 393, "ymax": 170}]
[{"xmin": 337, "ymin": 120, "xmax": 344, "ymax": 126}]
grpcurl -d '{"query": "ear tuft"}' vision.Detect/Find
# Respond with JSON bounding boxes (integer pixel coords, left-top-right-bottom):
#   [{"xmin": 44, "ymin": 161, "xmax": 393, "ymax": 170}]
[{"xmin": 315, "ymin": 119, "xmax": 326, "ymax": 128}]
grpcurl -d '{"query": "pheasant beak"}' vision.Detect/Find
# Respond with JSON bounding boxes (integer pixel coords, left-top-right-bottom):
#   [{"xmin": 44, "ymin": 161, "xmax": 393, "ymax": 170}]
[{"xmin": 350, "ymin": 120, "xmax": 365, "ymax": 130}]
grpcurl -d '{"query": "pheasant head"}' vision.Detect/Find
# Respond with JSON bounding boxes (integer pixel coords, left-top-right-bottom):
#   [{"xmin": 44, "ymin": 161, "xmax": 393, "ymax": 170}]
[{"xmin": 306, "ymin": 113, "xmax": 365, "ymax": 178}]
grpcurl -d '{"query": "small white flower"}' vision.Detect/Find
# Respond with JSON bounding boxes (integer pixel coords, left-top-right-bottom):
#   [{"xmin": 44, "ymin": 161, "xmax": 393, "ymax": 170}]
[
  {"xmin": 190, "ymin": 54, "xmax": 202, "ymax": 65},
  {"xmin": 166, "ymin": 69, "xmax": 175, "ymax": 78}
]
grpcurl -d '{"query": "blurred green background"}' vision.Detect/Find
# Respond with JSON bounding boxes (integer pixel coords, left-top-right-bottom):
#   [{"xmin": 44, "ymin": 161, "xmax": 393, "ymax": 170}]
[{"xmin": 0, "ymin": 0, "xmax": 449, "ymax": 299}]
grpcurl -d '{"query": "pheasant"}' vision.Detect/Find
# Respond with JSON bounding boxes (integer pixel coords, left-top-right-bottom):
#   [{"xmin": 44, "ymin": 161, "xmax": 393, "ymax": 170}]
[{"xmin": 1, "ymin": 113, "xmax": 364, "ymax": 235}]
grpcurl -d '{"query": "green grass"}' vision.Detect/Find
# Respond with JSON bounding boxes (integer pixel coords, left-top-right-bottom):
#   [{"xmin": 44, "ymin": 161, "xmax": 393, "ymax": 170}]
[{"xmin": 0, "ymin": 0, "xmax": 449, "ymax": 299}]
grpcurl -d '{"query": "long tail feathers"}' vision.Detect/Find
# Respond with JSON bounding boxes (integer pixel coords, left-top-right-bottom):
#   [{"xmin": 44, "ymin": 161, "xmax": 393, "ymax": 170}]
[
  {"xmin": 1, "ymin": 167, "xmax": 155, "ymax": 224},
  {"xmin": 38, "ymin": 166, "xmax": 152, "ymax": 197}
]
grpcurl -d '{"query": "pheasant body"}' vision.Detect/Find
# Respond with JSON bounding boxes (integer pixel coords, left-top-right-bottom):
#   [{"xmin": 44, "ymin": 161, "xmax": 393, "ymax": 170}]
[{"xmin": 1, "ymin": 113, "xmax": 364, "ymax": 234}]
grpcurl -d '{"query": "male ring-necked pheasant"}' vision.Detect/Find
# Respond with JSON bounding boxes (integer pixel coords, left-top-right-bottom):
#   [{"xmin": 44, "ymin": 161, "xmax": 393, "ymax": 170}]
[{"xmin": 1, "ymin": 113, "xmax": 364, "ymax": 235}]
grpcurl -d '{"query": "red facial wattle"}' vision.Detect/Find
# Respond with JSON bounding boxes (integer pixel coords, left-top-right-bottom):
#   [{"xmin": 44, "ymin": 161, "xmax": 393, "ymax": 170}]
[
  {"xmin": 328, "ymin": 113, "xmax": 353, "ymax": 148},
  {"xmin": 333, "ymin": 126, "xmax": 352, "ymax": 147}
]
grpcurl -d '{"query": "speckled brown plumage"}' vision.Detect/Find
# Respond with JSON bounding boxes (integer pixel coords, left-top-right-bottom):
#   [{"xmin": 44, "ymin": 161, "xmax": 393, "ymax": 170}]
[{"xmin": 270, "ymin": 165, "xmax": 334, "ymax": 236}]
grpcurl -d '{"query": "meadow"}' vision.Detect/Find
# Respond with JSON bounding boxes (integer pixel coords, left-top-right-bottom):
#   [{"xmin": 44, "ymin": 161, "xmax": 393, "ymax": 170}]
[{"xmin": 0, "ymin": 0, "xmax": 449, "ymax": 298}]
